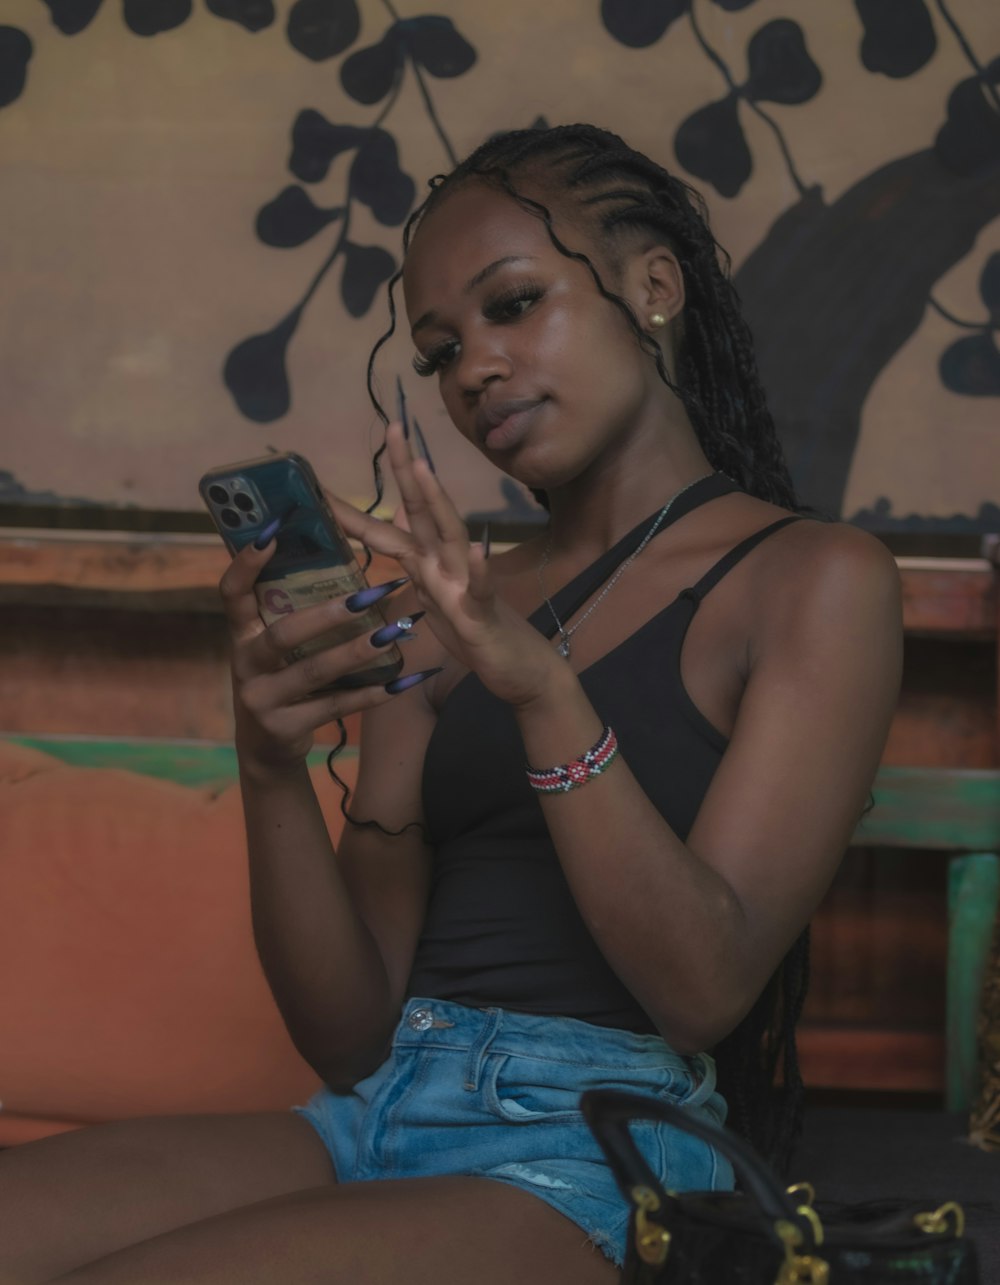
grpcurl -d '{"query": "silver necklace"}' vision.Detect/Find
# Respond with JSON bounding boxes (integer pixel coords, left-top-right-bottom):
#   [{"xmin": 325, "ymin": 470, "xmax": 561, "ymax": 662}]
[{"xmin": 537, "ymin": 473, "xmax": 715, "ymax": 660}]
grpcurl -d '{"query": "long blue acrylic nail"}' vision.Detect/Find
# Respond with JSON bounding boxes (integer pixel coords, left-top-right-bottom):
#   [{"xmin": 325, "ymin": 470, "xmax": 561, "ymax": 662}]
[
  {"xmin": 370, "ymin": 611, "xmax": 426, "ymax": 648},
  {"xmin": 481, "ymin": 522, "xmax": 491, "ymax": 559},
  {"xmin": 412, "ymin": 417, "xmax": 436, "ymax": 475},
  {"xmin": 385, "ymin": 666, "xmax": 443, "ymax": 695},
  {"xmin": 345, "ymin": 575, "xmax": 410, "ymax": 613},
  {"xmin": 253, "ymin": 516, "xmax": 282, "ymax": 549},
  {"xmin": 395, "ymin": 375, "xmax": 410, "ymax": 440}
]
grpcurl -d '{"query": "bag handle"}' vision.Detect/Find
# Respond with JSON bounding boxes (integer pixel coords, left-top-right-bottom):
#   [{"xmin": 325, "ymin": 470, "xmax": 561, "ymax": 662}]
[{"xmin": 580, "ymin": 1089, "xmax": 817, "ymax": 1246}]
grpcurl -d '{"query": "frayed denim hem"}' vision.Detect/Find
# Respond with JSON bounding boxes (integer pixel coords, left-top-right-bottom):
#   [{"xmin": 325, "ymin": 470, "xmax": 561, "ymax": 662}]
[{"xmin": 473, "ymin": 1165, "xmax": 629, "ymax": 1269}]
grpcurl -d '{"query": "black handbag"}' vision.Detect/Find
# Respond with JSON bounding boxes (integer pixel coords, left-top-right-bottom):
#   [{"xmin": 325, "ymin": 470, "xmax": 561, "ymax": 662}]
[{"xmin": 580, "ymin": 1088, "xmax": 979, "ymax": 1284}]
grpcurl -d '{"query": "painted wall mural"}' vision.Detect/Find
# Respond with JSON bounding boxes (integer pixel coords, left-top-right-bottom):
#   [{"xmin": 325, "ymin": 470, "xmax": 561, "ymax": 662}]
[{"xmin": 0, "ymin": 0, "xmax": 997, "ymax": 531}]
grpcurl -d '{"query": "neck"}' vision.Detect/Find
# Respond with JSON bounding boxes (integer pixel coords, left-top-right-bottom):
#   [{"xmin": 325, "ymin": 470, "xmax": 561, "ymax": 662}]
[{"xmin": 543, "ymin": 413, "xmax": 714, "ymax": 559}]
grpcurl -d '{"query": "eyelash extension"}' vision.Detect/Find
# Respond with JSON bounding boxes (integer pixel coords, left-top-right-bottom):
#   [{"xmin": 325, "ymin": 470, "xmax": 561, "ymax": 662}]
[
  {"xmin": 411, "ymin": 281, "xmax": 545, "ymax": 377},
  {"xmin": 412, "ymin": 345, "xmax": 454, "ymax": 377}
]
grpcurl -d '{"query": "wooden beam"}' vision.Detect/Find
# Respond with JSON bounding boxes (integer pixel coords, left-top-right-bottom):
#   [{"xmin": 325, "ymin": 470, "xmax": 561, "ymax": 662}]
[
  {"xmin": 857, "ymin": 767, "xmax": 1000, "ymax": 851},
  {"xmin": 0, "ymin": 530, "xmax": 227, "ymax": 611},
  {"xmin": 0, "ymin": 530, "xmax": 403, "ymax": 613},
  {"xmin": 5, "ymin": 734, "xmax": 353, "ymax": 787},
  {"xmin": 896, "ymin": 556, "xmax": 998, "ymax": 639},
  {"xmin": 796, "ymin": 1026, "xmax": 944, "ymax": 1092},
  {"xmin": 10, "ymin": 738, "xmax": 997, "ymax": 852},
  {"xmin": 1, "ymin": 533, "xmax": 996, "ymax": 636}
]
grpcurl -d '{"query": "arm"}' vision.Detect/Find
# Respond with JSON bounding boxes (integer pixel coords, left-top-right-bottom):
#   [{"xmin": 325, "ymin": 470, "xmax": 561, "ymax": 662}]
[
  {"xmin": 220, "ymin": 542, "xmax": 438, "ymax": 1089},
  {"xmin": 512, "ymin": 524, "xmax": 903, "ymax": 1051}
]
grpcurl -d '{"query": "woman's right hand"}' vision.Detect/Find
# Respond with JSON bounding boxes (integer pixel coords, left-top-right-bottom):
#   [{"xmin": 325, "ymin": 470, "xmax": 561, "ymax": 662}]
[{"xmin": 219, "ymin": 538, "xmax": 402, "ymax": 773}]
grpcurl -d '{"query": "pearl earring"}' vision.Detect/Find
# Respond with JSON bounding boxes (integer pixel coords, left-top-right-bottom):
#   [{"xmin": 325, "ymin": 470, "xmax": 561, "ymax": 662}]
[{"xmin": 649, "ymin": 313, "xmax": 667, "ymax": 329}]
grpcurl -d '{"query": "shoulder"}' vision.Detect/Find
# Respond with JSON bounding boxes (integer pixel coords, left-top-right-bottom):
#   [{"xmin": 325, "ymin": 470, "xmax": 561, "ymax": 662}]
[
  {"xmin": 748, "ymin": 514, "xmax": 902, "ymax": 660},
  {"xmin": 766, "ymin": 515, "xmax": 900, "ymax": 603},
  {"xmin": 707, "ymin": 491, "xmax": 901, "ymax": 623}
]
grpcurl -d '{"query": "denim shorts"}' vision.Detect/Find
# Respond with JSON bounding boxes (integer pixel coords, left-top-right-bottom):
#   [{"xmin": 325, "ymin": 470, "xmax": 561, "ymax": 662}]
[{"xmin": 293, "ymin": 997, "xmax": 734, "ymax": 1267}]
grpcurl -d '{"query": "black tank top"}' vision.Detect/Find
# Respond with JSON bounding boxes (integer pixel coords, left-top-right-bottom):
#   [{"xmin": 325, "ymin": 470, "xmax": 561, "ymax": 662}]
[{"xmin": 411, "ymin": 474, "xmax": 802, "ymax": 1032}]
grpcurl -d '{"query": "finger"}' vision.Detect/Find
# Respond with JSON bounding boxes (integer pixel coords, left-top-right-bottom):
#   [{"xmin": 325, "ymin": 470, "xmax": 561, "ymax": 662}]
[
  {"xmin": 264, "ymin": 660, "xmax": 439, "ymax": 748},
  {"xmin": 241, "ymin": 596, "xmax": 350, "ymax": 676},
  {"xmin": 244, "ymin": 616, "xmax": 427, "ymax": 715},
  {"xmin": 218, "ymin": 539, "xmax": 278, "ymax": 639},
  {"xmin": 241, "ymin": 590, "xmax": 408, "ymax": 678},
  {"xmin": 465, "ymin": 540, "xmax": 494, "ymax": 606},
  {"xmin": 385, "ymin": 421, "xmax": 440, "ymax": 551},
  {"xmin": 409, "ymin": 454, "xmax": 466, "ymax": 544},
  {"xmin": 323, "ymin": 489, "xmax": 416, "ymax": 562},
  {"xmin": 410, "ymin": 457, "xmax": 469, "ymax": 580},
  {"xmin": 256, "ymin": 679, "xmax": 399, "ymax": 747}
]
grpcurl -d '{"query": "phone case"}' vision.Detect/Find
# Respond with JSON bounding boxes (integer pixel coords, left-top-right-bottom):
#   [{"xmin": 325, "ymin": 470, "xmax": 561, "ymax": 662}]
[{"xmin": 199, "ymin": 452, "xmax": 403, "ymax": 690}]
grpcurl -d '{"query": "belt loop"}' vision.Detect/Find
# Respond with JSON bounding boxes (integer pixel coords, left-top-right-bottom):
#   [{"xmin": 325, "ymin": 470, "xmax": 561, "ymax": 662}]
[
  {"xmin": 684, "ymin": 1052, "xmax": 718, "ymax": 1108},
  {"xmin": 463, "ymin": 1008, "xmax": 502, "ymax": 1092}
]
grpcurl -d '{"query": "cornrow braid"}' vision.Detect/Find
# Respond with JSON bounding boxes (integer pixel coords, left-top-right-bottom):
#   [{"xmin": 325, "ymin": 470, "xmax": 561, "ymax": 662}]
[{"xmin": 359, "ymin": 123, "xmax": 813, "ymax": 1168}]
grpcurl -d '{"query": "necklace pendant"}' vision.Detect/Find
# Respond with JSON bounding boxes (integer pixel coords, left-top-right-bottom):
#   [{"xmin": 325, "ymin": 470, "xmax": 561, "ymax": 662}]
[{"xmin": 557, "ymin": 637, "xmax": 572, "ymax": 659}]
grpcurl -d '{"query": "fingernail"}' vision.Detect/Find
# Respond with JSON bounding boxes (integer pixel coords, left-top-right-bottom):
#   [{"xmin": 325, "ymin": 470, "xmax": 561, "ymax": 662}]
[
  {"xmin": 396, "ymin": 375, "xmax": 410, "ymax": 440},
  {"xmin": 385, "ymin": 666, "xmax": 442, "ymax": 695},
  {"xmin": 344, "ymin": 575, "xmax": 410, "ymax": 612},
  {"xmin": 370, "ymin": 611, "xmax": 426, "ymax": 648},
  {"xmin": 253, "ymin": 516, "xmax": 282, "ymax": 550},
  {"xmin": 481, "ymin": 522, "xmax": 491, "ymax": 559},
  {"xmin": 412, "ymin": 417, "xmax": 436, "ymax": 474}
]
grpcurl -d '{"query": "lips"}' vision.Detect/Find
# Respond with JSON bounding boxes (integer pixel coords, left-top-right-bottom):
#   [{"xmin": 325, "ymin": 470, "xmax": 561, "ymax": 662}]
[{"xmin": 475, "ymin": 397, "xmax": 546, "ymax": 450}]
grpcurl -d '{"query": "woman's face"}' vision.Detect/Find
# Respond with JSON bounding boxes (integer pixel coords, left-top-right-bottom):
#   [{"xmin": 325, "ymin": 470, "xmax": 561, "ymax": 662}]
[{"xmin": 402, "ymin": 181, "xmax": 665, "ymax": 492}]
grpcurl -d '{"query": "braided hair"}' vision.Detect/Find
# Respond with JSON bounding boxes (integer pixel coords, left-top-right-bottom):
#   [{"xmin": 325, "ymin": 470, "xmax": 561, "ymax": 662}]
[{"xmin": 363, "ymin": 123, "xmax": 811, "ymax": 1171}]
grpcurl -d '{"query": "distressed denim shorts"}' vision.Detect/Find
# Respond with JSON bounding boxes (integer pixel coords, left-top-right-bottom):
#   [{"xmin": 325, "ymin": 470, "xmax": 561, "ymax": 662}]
[{"xmin": 293, "ymin": 997, "xmax": 734, "ymax": 1267}]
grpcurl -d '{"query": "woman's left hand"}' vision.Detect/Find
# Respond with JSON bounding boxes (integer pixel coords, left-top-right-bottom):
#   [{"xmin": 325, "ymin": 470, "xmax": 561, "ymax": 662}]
[{"xmin": 328, "ymin": 422, "xmax": 562, "ymax": 709}]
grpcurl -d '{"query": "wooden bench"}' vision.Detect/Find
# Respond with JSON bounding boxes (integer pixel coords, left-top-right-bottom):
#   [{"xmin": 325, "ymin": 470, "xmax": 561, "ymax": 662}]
[
  {"xmin": 797, "ymin": 542, "xmax": 1000, "ymax": 1104},
  {"xmin": 854, "ymin": 767, "xmax": 999, "ymax": 1110}
]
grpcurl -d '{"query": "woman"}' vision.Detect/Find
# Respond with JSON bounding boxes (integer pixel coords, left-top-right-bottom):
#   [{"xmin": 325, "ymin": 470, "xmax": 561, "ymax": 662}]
[{"xmin": 0, "ymin": 124, "xmax": 902, "ymax": 1283}]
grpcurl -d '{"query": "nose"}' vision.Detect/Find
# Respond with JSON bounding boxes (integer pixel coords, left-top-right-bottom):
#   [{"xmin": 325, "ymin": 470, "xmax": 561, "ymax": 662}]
[{"xmin": 454, "ymin": 325, "xmax": 513, "ymax": 398}]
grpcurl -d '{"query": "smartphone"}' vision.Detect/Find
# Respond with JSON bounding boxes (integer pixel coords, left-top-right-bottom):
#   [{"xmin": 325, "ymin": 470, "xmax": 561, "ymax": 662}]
[{"xmin": 199, "ymin": 452, "xmax": 404, "ymax": 691}]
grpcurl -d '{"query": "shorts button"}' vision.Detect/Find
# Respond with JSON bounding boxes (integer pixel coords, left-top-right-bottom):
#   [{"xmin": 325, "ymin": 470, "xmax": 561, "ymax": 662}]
[{"xmin": 407, "ymin": 1007, "xmax": 434, "ymax": 1032}]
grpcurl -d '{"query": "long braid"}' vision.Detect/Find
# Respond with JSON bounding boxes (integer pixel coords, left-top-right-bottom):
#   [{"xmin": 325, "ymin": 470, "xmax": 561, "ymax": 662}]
[{"xmin": 361, "ymin": 123, "xmax": 812, "ymax": 1168}]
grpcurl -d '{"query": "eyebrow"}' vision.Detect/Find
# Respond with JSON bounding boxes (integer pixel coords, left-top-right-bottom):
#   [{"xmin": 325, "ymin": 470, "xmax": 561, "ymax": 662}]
[{"xmin": 410, "ymin": 256, "xmax": 537, "ymax": 338}]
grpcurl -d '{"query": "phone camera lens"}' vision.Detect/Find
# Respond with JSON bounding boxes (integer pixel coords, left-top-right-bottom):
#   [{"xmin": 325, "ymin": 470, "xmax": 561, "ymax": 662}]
[
  {"xmin": 208, "ymin": 485, "xmax": 229, "ymax": 505},
  {"xmin": 220, "ymin": 508, "xmax": 241, "ymax": 529},
  {"xmin": 233, "ymin": 491, "xmax": 255, "ymax": 511}
]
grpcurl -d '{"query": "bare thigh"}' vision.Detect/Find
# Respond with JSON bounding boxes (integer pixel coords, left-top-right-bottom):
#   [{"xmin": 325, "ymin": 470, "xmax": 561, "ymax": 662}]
[
  {"xmin": 50, "ymin": 1175, "xmax": 619, "ymax": 1285},
  {"xmin": 0, "ymin": 1111, "xmax": 335, "ymax": 1284}
]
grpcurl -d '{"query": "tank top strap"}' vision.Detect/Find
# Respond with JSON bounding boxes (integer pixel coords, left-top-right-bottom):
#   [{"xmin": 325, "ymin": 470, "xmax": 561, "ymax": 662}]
[
  {"xmin": 530, "ymin": 471, "xmax": 738, "ymax": 638},
  {"xmin": 682, "ymin": 514, "xmax": 805, "ymax": 606}
]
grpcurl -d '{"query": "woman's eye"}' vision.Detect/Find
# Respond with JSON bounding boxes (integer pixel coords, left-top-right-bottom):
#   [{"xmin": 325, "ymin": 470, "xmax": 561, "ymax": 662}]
[
  {"xmin": 412, "ymin": 342, "xmax": 458, "ymax": 378},
  {"xmin": 410, "ymin": 286, "xmax": 542, "ymax": 377},
  {"xmin": 501, "ymin": 296, "xmax": 532, "ymax": 318},
  {"xmin": 488, "ymin": 286, "xmax": 542, "ymax": 322}
]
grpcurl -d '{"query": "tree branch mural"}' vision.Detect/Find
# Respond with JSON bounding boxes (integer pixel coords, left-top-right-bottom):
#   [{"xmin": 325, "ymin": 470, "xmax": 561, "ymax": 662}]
[
  {"xmin": 600, "ymin": 0, "xmax": 1000, "ymax": 521},
  {"xmin": 0, "ymin": 1, "xmax": 477, "ymax": 429},
  {"xmin": 0, "ymin": 1, "xmax": 997, "ymax": 527},
  {"xmin": 223, "ymin": 6, "xmax": 476, "ymax": 422}
]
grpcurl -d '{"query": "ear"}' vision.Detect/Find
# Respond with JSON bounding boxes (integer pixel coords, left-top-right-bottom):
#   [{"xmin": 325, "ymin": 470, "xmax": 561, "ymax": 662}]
[{"xmin": 622, "ymin": 246, "xmax": 685, "ymax": 335}]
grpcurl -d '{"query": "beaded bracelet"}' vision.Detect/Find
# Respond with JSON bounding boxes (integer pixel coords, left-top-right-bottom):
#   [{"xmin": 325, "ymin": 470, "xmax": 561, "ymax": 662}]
[{"xmin": 525, "ymin": 726, "xmax": 620, "ymax": 794}]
